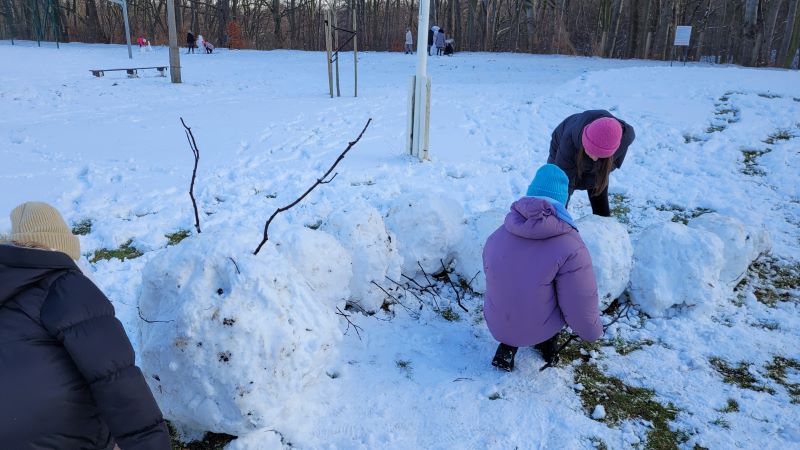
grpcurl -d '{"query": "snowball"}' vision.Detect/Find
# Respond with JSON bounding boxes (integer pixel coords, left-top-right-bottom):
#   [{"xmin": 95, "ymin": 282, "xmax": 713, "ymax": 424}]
[
  {"xmin": 688, "ymin": 213, "xmax": 770, "ymax": 286},
  {"xmin": 453, "ymin": 208, "xmax": 507, "ymax": 293},
  {"xmin": 629, "ymin": 222, "xmax": 725, "ymax": 317},
  {"xmin": 591, "ymin": 404, "xmax": 607, "ymax": 420},
  {"xmin": 275, "ymin": 226, "xmax": 352, "ymax": 307},
  {"xmin": 138, "ymin": 234, "xmax": 341, "ymax": 435},
  {"xmin": 576, "ymin": 215, "xmax": 633, "ymax": 310},
  {"xmin": 321, "ymin": 201, "xmax": 402, "ymax": 313},
  {"xmin": 384, "ymin": 193, "xmax": 465, "ymax": 276}
]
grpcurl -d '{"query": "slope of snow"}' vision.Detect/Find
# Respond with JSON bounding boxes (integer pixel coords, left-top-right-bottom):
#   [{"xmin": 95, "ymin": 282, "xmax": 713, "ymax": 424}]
[{"xmin": 2, "ymin": 41, "xmax": 799, "ymax": 449}]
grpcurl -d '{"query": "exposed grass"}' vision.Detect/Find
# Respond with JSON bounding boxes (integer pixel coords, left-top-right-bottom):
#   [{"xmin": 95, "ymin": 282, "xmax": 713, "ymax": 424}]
[
  {"xmin": 654, "ymin": 203, "xmax": 714, "ymax": 224},
  {"xmin": 89, "ymin": 239, "xmax": 143, "ymax": 263},
  {"xmin": 718, "ymin": 398, "xmax": 739, "ymax": 413},
  {"xmin": 588, "ymin": 437, "xmax": 608, "ymax": 450},
  {"xmin": 559, "ymin": 334, "xmax": 601, "ymax": 365},
  {"xmin": 757, "ymin": 93, "xmax": 782, "ymax": 99},
  {"xmin": 166, "ymin": 229, "xmax": 191, "ymax": 246},
  {"xmin": 71, "ymin": 219, "xmax": 93, "ymax": 236},
  {"xmin": 437, "ymin": 306, "xmax": 461, "ymax": 322},
  {"xmin": 740, "ymin": 148, "xmax": 771, "ymax": 176},
  {"xmin": 711, "ymin": 417, "xmax": 730, "ymax": 429},
  {"xmin": 574, "ymin": 364, "xmax": 684, "ymax": 449},
  {"xmin": 764, "ymin": 129, "xmax": 795, "ymax": 145},
  {"xmin": 304, "ymin": 220, "xmax": 322, "ymax": 230},
  {"xmin": 765, "ymin": 356, "xmax": 800, "ymax": 404},
  {"xmin": 611, "ymin": 337, "xmax": 655, "ymax": 356},
  {"xmin": 705, "ymin": 124, "xmax": 726, "ymax": 133},
  {"xmin": 396, "ymin": 359, "xmax": 413, "ymax": 378},
  {"xmin": 709, "ymin": 357, "xmax": 775, "ymax": 394},
  {"xmin": 610, "ymin": 194, "xmax": 631, "ymax": 225},
  {"xmin": 168, "ymin": 422, "xmax": 236, "ymax": 450},
  {"xmin": 683, "ymin": 134, "xmax": 703, "ymax": 144},
  {"xmin": 488, "ymin": 391, "xmax": 503, "ymax": 400},
  {"xmin": 746, "ymin": 255, "xmax": 800, "ymax": 307},
  {"xmin": 750, "ymin": 319, "xmax": 780, "ymax": 331}
]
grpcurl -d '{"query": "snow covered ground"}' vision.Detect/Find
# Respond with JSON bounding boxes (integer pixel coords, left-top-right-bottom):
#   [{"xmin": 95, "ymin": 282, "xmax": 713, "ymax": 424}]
[{"xmin": 2, "ymin": 41, "xmax": 799, "ymax": 449}]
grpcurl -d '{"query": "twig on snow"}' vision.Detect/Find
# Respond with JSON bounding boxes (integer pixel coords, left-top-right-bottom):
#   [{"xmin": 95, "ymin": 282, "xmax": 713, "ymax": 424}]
[
  {"xmin": 336, "ymin": 306, "xmax": 363, "ymax": 340},
  {"xmin": 440, "ymin": 259, "xmax": 469, "ymax": 312},
  {"xmin": 253, "ymin": 119, "xmax": 372, "ymax": 255},
  {"xmin": 180, "ymin": 117, "xmax": 202, "ymax": 234},
  {"xmin": 228, "ymin": 257, "xmax": 241, "ymax": 274},
  {"xmin": 138, "ymin": 306, "xmax": 175, "ymax": 324}
]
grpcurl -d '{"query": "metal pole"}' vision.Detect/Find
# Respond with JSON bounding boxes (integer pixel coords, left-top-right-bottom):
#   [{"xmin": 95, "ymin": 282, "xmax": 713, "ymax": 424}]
[
  {"xmin": 353, "ymin": 9, "xmax": 358, "ymax": 98},
  {"xmin": 121, "ymin": 0, "xmax": 132, "ymax": 59},
  {"xmin": 324, "ymin": 10, "xmax": 334, "ymax": 98},
  {"xmin": 333, "ymin": 10, "xmax": 340, "ymax": 97},
  {"xmin": 166, "ymin": 0, "xmax": 182, "ymax": 83}
]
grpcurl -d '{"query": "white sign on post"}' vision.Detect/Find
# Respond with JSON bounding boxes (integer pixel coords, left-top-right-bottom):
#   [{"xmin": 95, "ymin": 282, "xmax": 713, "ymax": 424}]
[{"xmin": 674, "ymin": 26, "xmax": 692, "ymax": 46}]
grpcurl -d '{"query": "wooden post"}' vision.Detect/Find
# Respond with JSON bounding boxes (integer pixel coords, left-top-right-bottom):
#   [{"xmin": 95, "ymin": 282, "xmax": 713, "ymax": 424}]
[
  {"xmin": 324, "ymin": 10, "xmax": 334, "ymax": 98},
  {"xmin": 166, "ymin": 0, "xmax": 182, "ymax": 83},
  {"xmin": 353, "ymin": 9, "xmax": 358, "ymax": 98},
  {"xmin": 333, "ymin": 10, "xmax": 341, "ymax": 97}
]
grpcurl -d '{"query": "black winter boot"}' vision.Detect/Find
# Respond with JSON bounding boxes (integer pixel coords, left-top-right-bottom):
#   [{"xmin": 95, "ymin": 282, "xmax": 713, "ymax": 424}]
[
  {"xmin": 492, "ymin": 343, "xmax": 518, "ymax": 372},
  {"xmin": 534, "ymin": 333, "xmax": 560, "ymax": 366}
]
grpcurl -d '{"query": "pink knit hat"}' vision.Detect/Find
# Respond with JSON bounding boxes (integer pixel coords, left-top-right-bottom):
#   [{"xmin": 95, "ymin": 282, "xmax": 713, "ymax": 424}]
[{"xmin": 582, "ymin": 117, "xmax": 623, "ymax": 159}]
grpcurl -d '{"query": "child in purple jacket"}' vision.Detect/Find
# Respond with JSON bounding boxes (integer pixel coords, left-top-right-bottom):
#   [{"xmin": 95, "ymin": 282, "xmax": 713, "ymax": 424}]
[{"xmin": 483, "ymin": 164, "xmax": 603, "ymax": 371}]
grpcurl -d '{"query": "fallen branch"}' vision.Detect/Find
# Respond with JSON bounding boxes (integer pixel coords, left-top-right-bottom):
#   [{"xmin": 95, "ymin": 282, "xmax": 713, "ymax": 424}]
[
  {"xmin": 440, "ymin": 259, "xmax": 469, "ymax": 312},
  {"xmin": 180, "ymin": 117, "xmax": 202, "ymax": 234},
  {"xmin": 336, "ymin": 306, "xmax": 363, "ymax": 340},
  {"xmin": 253, "ymin": 119, "xmax": 372, "ymax": 255}
]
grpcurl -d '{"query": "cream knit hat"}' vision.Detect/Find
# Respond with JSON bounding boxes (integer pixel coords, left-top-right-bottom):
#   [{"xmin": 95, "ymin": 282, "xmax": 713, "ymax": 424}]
[{"xmin": 10, "ymin": 202, "xmax": 81, "ymax": 261}]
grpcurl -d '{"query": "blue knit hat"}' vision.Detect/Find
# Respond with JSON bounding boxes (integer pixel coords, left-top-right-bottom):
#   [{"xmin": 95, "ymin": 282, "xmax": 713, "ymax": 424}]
[{"xmin": 526, "ymin": 164, "xmax": 569, "ymax": 206}]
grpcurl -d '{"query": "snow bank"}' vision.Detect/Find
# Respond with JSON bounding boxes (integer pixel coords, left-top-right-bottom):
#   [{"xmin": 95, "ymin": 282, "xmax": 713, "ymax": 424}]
[
  {"xmin": 384, "ymin": 193, "xmax": 465, "ymax": 276},
  {"xmin": 687, "ymin": 213, "xmax": 770, "ymax": 286},
  {"xmin": 138, "ymin": 234, "xmax": 341, "ymax": 435},
  {"xmin": 453, "ymin": 208, "xmax": 507, "ymax": 293},
  {"xmin": 629, "ymin": 222, "xmax": 725, "ymax": 317},
  {"xmin": 576, "ymin": 215, "xmax": 633, "ymax": 309},
  {"xmin": 321, "ymin": 201, "xmax": 402, "ymax": 313},
  {"xmin": 275, "ymin": 226, "xmax": 352, "ymax": 306}
]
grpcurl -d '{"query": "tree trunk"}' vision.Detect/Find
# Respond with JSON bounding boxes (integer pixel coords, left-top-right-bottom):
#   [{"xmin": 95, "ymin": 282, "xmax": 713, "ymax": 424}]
[
  {"xmin": 523, "ymin": 0, "xmax": 535, "ymax": 52},
  {"xmin": 778, "ymin": 0, "xmax": 800, "ymax": 66},
  {"xmin": 738, "ymin": 0, "xmax": 760, "ymax": 66}
]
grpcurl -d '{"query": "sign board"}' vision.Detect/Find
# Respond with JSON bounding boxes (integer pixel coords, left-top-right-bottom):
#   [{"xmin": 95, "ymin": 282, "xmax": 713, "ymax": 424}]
[{"xmin": 674, "ymin": 26, "xmax": 692, "ymax": 46}]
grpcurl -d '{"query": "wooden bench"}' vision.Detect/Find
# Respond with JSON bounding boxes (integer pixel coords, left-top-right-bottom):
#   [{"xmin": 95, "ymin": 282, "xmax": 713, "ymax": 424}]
[{"xmin": 90, "ymin": 66, "xmax": 168, "ymax": 78}]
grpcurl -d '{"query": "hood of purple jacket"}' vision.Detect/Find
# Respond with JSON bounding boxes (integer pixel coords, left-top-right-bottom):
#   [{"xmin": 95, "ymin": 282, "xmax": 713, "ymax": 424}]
[
  {"xmin": 505, "ymin": 197, "xmax": 575, "ymax": 240},
  {"xmin": 482, "ymin": 197, "xmax": 602, "ymax": 347}
]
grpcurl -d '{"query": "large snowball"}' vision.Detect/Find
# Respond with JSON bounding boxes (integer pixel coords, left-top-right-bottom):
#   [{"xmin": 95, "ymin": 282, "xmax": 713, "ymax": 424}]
[
  {"xmin": 138, "ymin": 235, "xmax": 341, "ymax": 435},
  {"xmin": 453, "ymin": 208, "xmax": 507, "ymax": 294},
  {"xmin": 321, "ymin": 202, "xmax": 402, "ymax": 313},
  {"xmin": 576, "ymin": 215, "xmax": 633, "ymax": 310},
  {"xmin": 629, "ymin": 222, "xmax": 725, "ymax": 317},
  {"xmin": 384, "ymin": 193, "xmax": 465, "ymax": 276},
  {"xmin": 688, "ymin": 213, "xmax": 770, "ymax": 286},
  {"xmin": 275, "ymin": 226, "xmax": 353, "ymax": 307}
]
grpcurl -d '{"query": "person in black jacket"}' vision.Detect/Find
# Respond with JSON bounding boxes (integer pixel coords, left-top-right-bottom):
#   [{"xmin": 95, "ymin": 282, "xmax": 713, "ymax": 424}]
[
  {"xmin": 547, "ymin": 110, "xmax": 635, "ymax": 217},
  {"xmin": 0, "ymin": 202, "xmax": 170, "ymax": 450},
  {"xmin": 427, "ymin": 28, "xmax": 434, "ymax": 55},
  {"xmin": 186, "ymin": 31, "xmax": 196, "ymax": 54}
]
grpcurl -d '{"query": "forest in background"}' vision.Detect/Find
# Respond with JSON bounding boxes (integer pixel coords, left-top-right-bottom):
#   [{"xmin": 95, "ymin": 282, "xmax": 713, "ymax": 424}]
[{"xmin": 1, "ymin": 0, "xmax": 798, "ymax": 68}]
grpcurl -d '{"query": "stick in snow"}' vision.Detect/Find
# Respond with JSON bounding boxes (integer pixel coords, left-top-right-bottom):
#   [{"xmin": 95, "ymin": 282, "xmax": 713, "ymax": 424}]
[
  {"xmin": 253, "ymin": 118, "xmax": 372, "ymax": 255},
  {"xmin": 180, "ymin": 117, "xmax": 202, "ymax": 234},
  {"xmin": 336, "ymin": 306, "xmax": 363, "ymax": 340}
]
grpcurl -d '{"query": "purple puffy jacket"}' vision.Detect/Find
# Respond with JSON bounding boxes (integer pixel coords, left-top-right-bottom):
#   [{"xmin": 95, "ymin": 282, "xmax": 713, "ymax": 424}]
[{"xmin": 482, "ymin": 197, "xmax": 602, "ymax": 347}]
